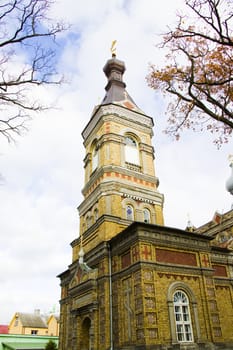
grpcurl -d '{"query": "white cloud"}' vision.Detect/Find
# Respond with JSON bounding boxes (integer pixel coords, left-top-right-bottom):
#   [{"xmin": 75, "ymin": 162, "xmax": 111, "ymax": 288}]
[{"xmin": 0, "ymin": 0, "xmax": 232, "ymax": 324}]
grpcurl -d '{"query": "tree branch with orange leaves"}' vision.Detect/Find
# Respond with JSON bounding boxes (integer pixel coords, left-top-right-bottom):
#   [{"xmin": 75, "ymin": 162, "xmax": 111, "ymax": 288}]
[{"xmin": 147, "ymin": 0, "xmax": 233, "ymax": 147}]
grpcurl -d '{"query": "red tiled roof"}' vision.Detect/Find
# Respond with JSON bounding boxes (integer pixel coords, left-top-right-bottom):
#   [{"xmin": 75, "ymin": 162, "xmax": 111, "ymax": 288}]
[{"xmin": 0, "ymin": 324, "xmax": 9, "ymax": 334}]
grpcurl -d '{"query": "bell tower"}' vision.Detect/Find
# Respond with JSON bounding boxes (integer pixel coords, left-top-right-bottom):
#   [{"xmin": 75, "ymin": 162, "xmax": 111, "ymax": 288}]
[{"xmin": 72, "ymin": 53, "xmax": 164, "ymax": 262}]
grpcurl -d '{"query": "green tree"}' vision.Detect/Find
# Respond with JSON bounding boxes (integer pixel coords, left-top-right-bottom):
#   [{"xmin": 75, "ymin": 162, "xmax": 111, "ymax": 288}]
[
  {"xmin": 147, "ymin": 0, "xmax": 233, "ymax": 147},
  {"xmin": 0, "ymin": 0, "xmax": 67, "ymax": 142},
  {"xmin": 45, "ymin": 339, "xmax": 58, "ymax": 350}
]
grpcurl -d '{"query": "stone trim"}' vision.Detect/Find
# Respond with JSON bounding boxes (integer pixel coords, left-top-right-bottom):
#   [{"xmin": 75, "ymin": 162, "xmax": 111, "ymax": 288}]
[
  {"xmin": 82, "ymin": 104, "xmax": 153, "ymax": 140},
  {"xmin": 122, "ymin": 193, "xmax": 157, "ymax": 205}
]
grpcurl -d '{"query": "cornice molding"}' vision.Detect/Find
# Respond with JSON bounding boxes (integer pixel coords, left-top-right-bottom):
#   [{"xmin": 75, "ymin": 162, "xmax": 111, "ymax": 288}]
[
  {"xmin": 82, "ymin": 165, "xmax": 159, "ymax": 196},
  {"xmin": 82, "ymin": 104, "xmax": 153, "ymax": 141}
]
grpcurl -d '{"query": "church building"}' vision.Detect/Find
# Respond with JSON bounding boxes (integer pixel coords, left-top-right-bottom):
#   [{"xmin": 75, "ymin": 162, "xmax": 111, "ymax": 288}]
[{"xmin": 58, "ymin": 52, "xmax": 233, "ymax": 350}]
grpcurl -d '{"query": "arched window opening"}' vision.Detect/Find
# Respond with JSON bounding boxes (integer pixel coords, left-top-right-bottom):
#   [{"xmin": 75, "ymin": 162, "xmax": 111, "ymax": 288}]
[
  {"xmin": 86, "ymin": 215, "xmax": 92, "ymax": 229},
  {"xmin": 143, "ymin": 208, "xmax": 151, "ymax": 223},
  {"xmin": 94, "ymin": 208, "xmax": 98, "ymax": 221},
  {"xmin": 126, "ymin": 205, "xmax": 134, "ymax": 221},
  {"xmin": 125, "ymin": 136, "xmax": 137, "ymax": 147},
  {"xmin": 173, "ymin": 291, "xmax": 193, "ymax": 342},
  {"xmin": 125, "ymin": 135, "xmax": 139, "ymax": 165},
  {"xmin": 92, "ymin": 142, "xmax": 98, "ymax": 172}
]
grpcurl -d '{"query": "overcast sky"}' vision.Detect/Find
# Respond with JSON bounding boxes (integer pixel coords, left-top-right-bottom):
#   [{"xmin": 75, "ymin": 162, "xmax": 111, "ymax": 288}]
[{"xmin": 0, "ymin": 0, "xmax": 232, "ymax": 324}]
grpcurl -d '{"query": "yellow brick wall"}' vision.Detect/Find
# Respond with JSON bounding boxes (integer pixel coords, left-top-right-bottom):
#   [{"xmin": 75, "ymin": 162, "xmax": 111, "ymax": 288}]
[
  {"xmin": 155, "ymin": 272, "xmax": 212, "ymax": 343},
  {"xmin": 142, "ymin": 151, "xmax": 155, "ymax": 176},
  {"xmin": 110, "ymin": 240, "xmax": 232, "ymax": 348},
  {"xmin": 73, "ymin": 220, "xmax": 127, "ymax": 261},
  {"xmin": 59, "ymin": 303, "xmax": 69, "ymax": 350},
  {"xmin": 113, "ymin": 269, "xmax": 219, "ymax": 346},
  {"xmin": 215, "ymin": 285, "xmax": 233, "ymax": 341},
  {"xmin": 155, "ymin": 205, "xmax": 164, "ymax": 225}
]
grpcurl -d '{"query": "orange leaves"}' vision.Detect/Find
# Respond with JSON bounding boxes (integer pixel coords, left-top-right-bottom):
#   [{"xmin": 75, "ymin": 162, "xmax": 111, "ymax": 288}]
[
  {"xmin": 147, "ymin": 65, "xmax": 179, "ymax": 89},
  {"xmin": 147, "ymin": 0, "xmax": 233, "ymax": 146}
]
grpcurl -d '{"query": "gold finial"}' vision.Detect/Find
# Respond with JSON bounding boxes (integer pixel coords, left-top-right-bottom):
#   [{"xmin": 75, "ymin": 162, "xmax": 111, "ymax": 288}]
[{"xmin": 111, "ymin": 40, "xmax": 117, "ymax": 57}]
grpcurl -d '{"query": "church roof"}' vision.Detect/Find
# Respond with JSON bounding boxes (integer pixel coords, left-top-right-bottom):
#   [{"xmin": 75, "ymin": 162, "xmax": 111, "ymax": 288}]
[
  {"xmin": 100, "ymin": 54, "xmax": 144, "ymax": 114},
  {"xmin": 0, "ymin": 325, "xmax": 9, "ymax": 334}
]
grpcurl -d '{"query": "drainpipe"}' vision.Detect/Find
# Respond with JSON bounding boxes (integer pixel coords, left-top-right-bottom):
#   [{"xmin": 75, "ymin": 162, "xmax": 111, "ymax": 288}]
[{"xmin": 108, "ymin": 243, "xmax": 113, "ymax": 350}]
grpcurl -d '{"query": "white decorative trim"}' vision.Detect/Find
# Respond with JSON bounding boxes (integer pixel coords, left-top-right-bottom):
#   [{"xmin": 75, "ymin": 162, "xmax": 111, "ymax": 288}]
[{"xmin": 123, "ymin": 193, "xmax": 156, "ymax": 205}]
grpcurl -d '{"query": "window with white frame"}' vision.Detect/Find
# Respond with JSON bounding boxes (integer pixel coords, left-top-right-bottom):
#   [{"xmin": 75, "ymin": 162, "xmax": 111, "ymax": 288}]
[
  {"xmin": 143, "ymin": 208, "xmax": 151, "ymax": 223},
  {"xmin": 173, "ymin": 291, "xmax": 193, "ymax": 342},
  {"xmin": 125, "ymin": 135, "xmax": 140, "ymax": 165},
  {"xmin": 126, "ymin": 205, "xmax": 134, "ymax": 220}
]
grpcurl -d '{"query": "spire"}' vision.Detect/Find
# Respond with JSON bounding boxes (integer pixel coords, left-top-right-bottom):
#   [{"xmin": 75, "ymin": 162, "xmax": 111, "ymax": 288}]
[
  {"xmin": 101, "ymin": 53, "xmax": 143, "ymax": 113},
  {"xmin": 185, "ymin": 214, "xmax": 196, "ymax": 232}
]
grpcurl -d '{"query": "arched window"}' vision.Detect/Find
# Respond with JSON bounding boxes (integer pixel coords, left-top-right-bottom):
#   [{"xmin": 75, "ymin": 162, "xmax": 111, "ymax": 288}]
[
  {"xmin": 125, "ymin": 136, "xmax": 137, "ymax": 147},
  {"xmin": 143, "ymin": 208, "xmax": 151, "ymax": 223},
  {"xmin": 173, "ymin": 291, "xmax": 193, "ymax": 342},
  {"xmin": 92, "ymin": 142, "xmax": 98, "ymax": 172},
  {"xmin": 125, "ymin": 135, "xmax": 139, "ymax": 165},
  {"xmin": 126, "ymin": 205, "xmax": 134, "ymax": 221},
  {"xmin": 86, "ymin": 215, "xmax": 92, "ymax": 229},
  {"xmin": 94, "ymin": 208, "xmax": 98, "ymax": 221}
]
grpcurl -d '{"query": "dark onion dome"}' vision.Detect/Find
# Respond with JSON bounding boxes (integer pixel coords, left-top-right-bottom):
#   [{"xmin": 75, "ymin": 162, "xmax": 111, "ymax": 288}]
[{"xmin": 101, "ymin": 54, "xmax": 143, "ymax": 113}]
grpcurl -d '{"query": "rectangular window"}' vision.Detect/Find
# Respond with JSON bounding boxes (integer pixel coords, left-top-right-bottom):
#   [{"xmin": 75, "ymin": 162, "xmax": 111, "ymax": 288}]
[{"xmin": 31, "ymin": 330, "xmax": 38, "ymax": 335}]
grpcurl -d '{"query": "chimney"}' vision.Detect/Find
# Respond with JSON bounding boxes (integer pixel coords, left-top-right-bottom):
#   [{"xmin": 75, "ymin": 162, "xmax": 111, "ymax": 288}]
[{"xmin": 34, "ymin": 309, "xmax": 40, "ymax": 315}]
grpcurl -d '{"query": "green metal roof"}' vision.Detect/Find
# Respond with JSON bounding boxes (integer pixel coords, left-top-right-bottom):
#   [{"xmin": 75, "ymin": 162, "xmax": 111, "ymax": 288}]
[
  {"xmin": 0, "ymin": 335, "xmax": 58, "ymax": 350},
  {"xmin": 2, "ymin": 342, "xmax": 45, "ymax": 350}
]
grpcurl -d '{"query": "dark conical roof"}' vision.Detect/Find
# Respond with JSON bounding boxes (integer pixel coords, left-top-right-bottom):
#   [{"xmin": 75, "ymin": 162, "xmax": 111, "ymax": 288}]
[{"xmin": 101, "ymin": 54, "xmax": 143, "ymax": 113}]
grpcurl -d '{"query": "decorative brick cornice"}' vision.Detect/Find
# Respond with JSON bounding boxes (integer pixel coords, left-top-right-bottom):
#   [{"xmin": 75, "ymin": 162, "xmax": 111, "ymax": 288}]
[
  {"xmin": 82, "ymin": 104, "xmax": 153, "ymax": 141},
  {"xmin": 157, "ymin": 272, "xmax": 198, "ymax": 281}
]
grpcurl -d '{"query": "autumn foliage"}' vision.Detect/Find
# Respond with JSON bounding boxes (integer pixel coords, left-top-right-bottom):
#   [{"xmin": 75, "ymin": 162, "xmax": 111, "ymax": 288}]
[{"xmin": 147, "ymin": 0, "xmax": 233, "ymax": 146}]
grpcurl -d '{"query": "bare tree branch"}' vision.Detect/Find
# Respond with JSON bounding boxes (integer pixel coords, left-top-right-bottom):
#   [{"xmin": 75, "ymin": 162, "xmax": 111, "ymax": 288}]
[{"xmin": 0, "ymin": 0, "xmax": 68, "ymax": 142}]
